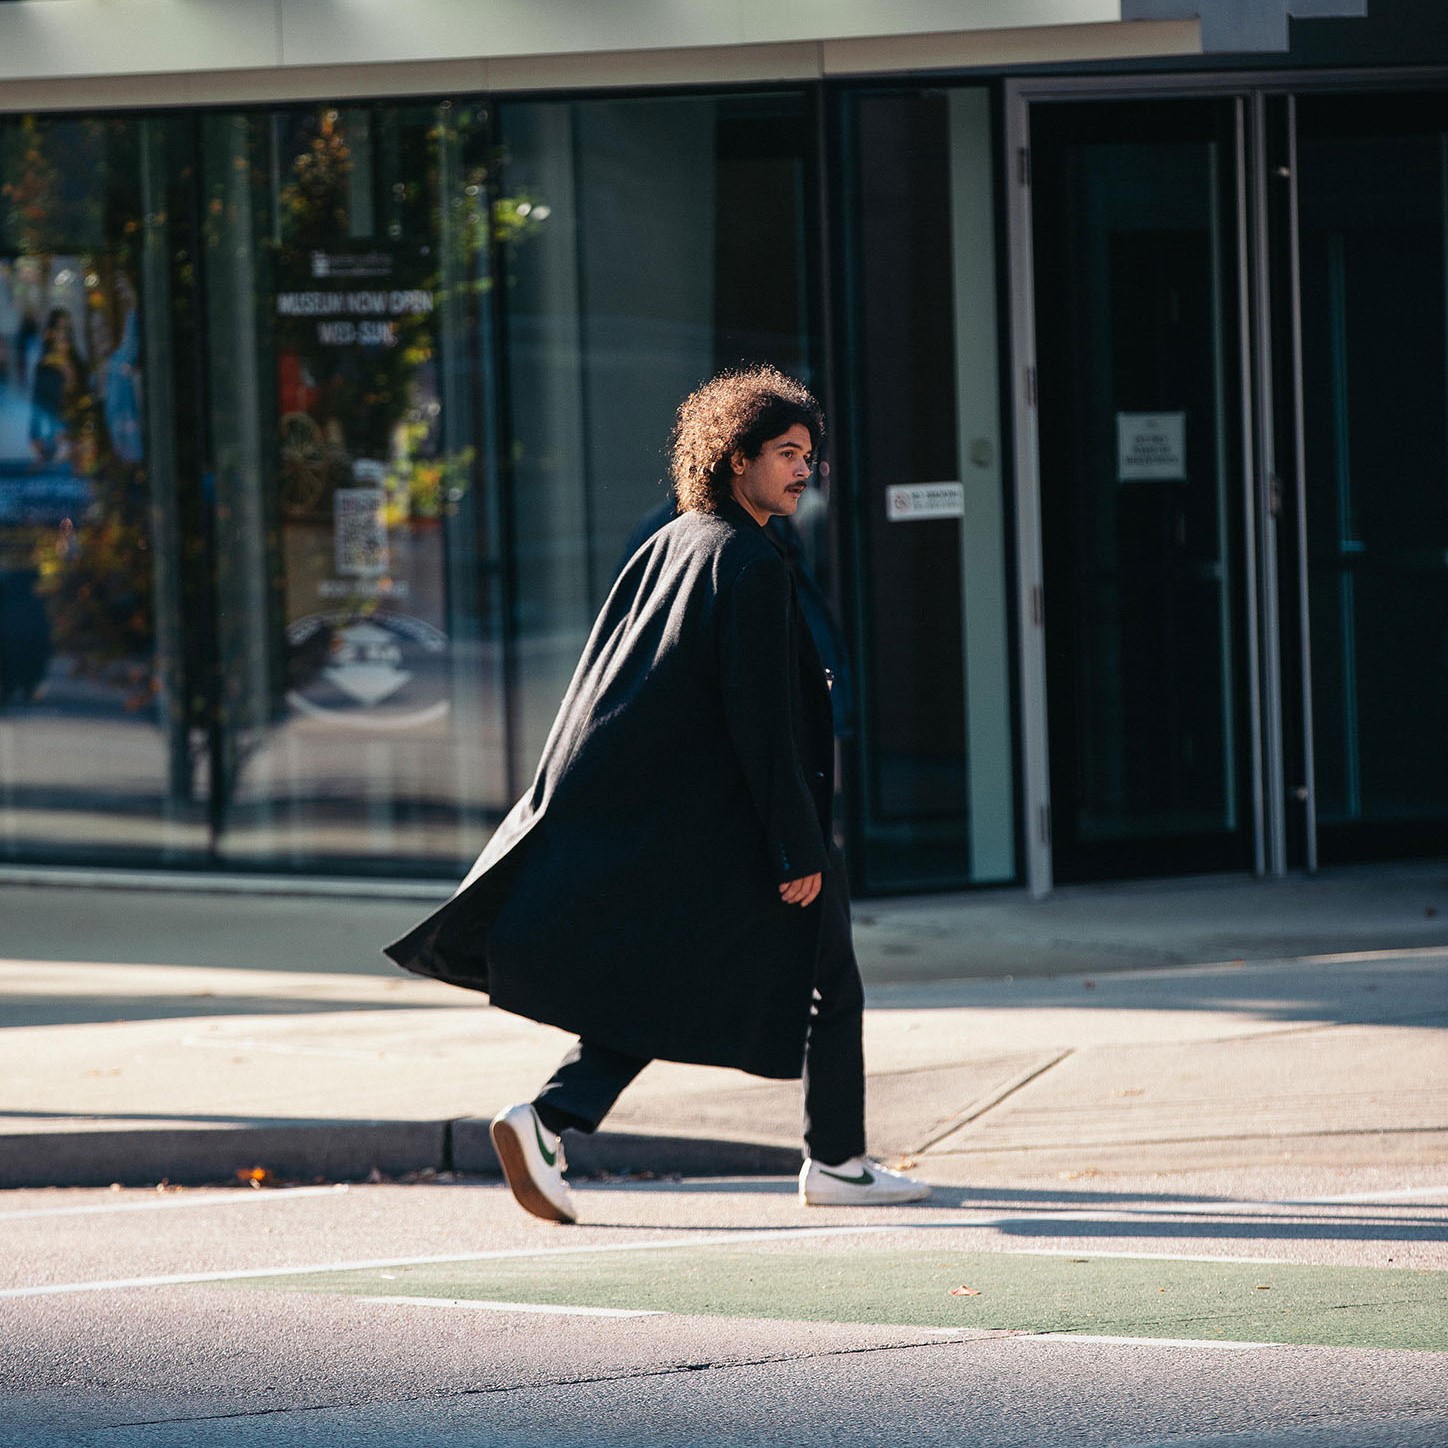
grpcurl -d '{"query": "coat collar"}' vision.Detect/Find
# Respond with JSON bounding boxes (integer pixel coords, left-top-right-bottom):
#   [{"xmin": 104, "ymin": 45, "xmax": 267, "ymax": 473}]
[{"xmin": 718, "ymin": 495, "xmax": 788, "ymax": 557}]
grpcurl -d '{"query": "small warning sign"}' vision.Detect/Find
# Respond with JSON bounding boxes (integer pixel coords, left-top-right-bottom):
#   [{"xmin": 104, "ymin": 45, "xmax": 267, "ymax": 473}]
[
  {"xmin": 886, "ymin": 482, "xmax": 966, "ymax": 522},
  {"xmin": 1117, "ymin": 412, "xmax": 1187, "ymax": 482}
]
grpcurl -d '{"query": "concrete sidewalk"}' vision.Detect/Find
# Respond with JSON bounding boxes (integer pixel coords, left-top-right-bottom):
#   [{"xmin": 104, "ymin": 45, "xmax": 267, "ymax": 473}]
[{"xmin": 2, "ymin": 862, "xmax": 1446, "ymax": 1190}]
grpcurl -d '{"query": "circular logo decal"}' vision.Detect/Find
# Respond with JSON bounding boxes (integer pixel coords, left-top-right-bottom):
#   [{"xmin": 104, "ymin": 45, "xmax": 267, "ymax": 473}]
[{"xmin": 286, "ymin": 611, "xmax": 450, "ymax": 730}]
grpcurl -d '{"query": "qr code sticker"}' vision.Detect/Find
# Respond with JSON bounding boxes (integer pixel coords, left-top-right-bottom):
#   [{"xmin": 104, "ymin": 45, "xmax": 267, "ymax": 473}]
[{"xmin": 334, "ymin": 488, "xmax": 388, "ymax": 577}]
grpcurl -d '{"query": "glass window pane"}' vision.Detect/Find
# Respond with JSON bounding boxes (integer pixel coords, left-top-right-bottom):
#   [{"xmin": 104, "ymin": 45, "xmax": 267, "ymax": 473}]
[
  {"xmin": 0, "ymin": 114, "xmax": 204, "ymax": 863},
  {"xmin": 495, "ymin": 92, "xmax": 821, "ymax": 781},
  {"xmin": 200, "ymin": 102, "xmax": 506, "ymax": 871}
]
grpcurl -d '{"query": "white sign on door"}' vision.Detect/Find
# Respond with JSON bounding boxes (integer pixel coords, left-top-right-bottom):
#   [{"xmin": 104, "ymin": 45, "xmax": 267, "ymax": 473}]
[
  {"xmin": 886, "ymin": 482, "xmax": 966, "ymax": 522},
  {"xmin": 1117, "ymin": 412, "xmax": 1187, "ymax": 482}
]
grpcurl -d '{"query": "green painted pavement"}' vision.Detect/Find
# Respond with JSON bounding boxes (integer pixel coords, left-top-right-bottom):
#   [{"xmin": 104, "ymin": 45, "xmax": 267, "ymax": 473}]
[{"xmin": 229, "ymin": 1245, "xmax": 1448, "ymax": 1353}]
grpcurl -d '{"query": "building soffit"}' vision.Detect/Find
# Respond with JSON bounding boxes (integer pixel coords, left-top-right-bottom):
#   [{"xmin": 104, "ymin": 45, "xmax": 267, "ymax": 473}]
[{"xmin": 0, "ymin": 1, "xmax": 1210, "ymax": 111}]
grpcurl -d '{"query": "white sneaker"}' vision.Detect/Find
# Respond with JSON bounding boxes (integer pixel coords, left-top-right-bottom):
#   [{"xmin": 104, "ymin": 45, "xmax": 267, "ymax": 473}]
[
  {"xmin": 489, "ymin": 1103, "xmax": 578, "ymax": 1224},
  {"xmin": 799, "ymin": 1155, "xmax": 932, "ymax": 1207}
]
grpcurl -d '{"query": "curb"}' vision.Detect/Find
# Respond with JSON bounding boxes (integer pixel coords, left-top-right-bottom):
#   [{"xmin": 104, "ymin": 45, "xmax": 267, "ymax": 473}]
[
  {"xmin": 0, "ymin": 1121, "xmax": 801, "ymax": 1190},
  {"xmin": 449, "ymin": 1118, "xmax": 800, "ymax": 1179}
]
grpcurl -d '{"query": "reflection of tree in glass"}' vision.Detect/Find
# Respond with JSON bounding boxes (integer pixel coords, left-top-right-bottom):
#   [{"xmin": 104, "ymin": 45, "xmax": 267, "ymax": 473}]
[
  {"xmin": 278, "ymin": 109, "xmax": 352, "ymax": 247},
  {"xmin": 2, "ymin": 116, "xmax": 115, "ymax": 257},
  {"xmin": 2, "ymin": 117, "xmax": 64, "ymax": 254},
  {"xmin": 37, "ymin": 460, "xmax": 156, "ymax": 710}
]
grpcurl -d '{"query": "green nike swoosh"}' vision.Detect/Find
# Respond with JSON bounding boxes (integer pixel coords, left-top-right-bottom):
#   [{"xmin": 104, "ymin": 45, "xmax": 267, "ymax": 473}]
[
  {"xmin": 820, "ymin": 1165, "xmax": 874, "ymax": 1186},
  {"xmin": 532, "ymin": 1115, "xmax": 557, "ymax": 1167}
]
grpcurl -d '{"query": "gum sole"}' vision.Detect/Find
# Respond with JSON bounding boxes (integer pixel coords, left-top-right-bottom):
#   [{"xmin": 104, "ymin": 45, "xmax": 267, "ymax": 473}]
[{"xmin": 490, "ymin": 1117, "xmax": 576, "ymax": 1224}]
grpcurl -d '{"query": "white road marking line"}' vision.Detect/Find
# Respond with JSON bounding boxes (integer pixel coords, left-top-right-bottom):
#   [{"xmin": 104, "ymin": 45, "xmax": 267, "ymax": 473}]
[
  {"xmin": 5, "ymin": 1212, "xmax": 1424, "ymax": 1302},
  {"xmin": 5, "ymin": 1174, "xmax": 1431, "ymax": 1228},
  {"xmin": 1293, "ymin": 1185, "xmax": 1448, "ymax": 1205},
  {"xmin": 1022, "ymin": 1333, "xmax": 1281, "ymax": 1351},
  {"xmin": 0, "ymin": 1225, "xmax": 924, "ymax": 1299},
  {"xmin": 0, "ymin": 1185, "xmax": 349, "ymax": 1222},
  {"xmin": 358, "ymin": 1295, "xmax": 663, "ymax": 1318},
  {"xmin": 998, "ymin": 1246, "xmax": 1306, "ymax": 1266},
  {"xmin": 362, "ymin": 1306, "xmax": 1278, "ymax": 1347}
]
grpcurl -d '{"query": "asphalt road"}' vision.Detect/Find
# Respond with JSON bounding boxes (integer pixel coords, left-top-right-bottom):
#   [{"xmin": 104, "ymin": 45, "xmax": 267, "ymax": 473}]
[{"xmin": 3, "ymin": 1164, "xmax": 1445, "ymax": 1447}]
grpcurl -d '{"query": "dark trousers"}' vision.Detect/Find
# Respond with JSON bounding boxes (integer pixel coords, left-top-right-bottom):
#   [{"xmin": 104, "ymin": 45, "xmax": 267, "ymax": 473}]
[{"xmin": 532, "ymin": 854, "xmax": 866, "ymax": 1166}]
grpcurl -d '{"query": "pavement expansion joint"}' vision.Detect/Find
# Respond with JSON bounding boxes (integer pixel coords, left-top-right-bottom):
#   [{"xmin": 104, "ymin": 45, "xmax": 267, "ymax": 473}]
[
  {"xmin": 914, "ymin": 1049, "xmax": 1074, "ymax": 1154},
  {"xmin": 411, "ymin": 1333, "xmax": 976, "ymax": 1400},
  {"xmin": 98, "ymin": 1398, "xmax": 378, "ymax": 1431}
]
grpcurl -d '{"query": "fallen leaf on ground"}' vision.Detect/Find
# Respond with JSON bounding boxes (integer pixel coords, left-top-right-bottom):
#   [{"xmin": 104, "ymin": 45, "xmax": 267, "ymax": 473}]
[{"xmin": 950, "ymin": 1286, "xmax": 982, "ymax": 1297}]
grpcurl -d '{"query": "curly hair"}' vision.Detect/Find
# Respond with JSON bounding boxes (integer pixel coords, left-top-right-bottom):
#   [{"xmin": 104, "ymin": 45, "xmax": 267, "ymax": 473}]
[{"xmin": 669, "ymin": 364, "xmax": 824, "ymax": 514}]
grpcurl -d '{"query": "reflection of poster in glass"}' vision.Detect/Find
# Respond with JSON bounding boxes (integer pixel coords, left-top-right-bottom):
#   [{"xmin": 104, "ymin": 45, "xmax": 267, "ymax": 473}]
[
  {"xmin": 0, "ymin": 254, "xmax": 118, "ymax": 527},
  {"xmin": 333, "ymin": 486, "xmax": 388, "ymax": 577},
  {"xmin": 275, "ymin": 244, "xmax": 449, "ymax": 730},
  {"xmin": 0, "ymin": 254, "xmax": 148, "ymax": 707},
  {"xmin": 274, "ymin": 245, "xmax": 439, "ymax": 525}
]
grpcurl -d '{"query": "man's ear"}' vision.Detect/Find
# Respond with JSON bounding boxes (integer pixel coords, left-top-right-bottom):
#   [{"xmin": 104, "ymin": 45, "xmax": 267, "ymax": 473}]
[{"xmin": 730, "ymin": 448, "xmax": 746, "ymax": 476}]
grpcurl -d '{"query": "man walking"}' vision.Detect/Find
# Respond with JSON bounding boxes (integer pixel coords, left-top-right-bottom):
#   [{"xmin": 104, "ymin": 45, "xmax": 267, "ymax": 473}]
[{"xmin": 385, "ymin": 365, "xmax": 929, "ymax": 1223}]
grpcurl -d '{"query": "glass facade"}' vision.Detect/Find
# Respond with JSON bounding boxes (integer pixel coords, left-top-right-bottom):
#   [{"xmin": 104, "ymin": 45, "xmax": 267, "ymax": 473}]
[
  {"xmin": 0, "ymin": 90, "xmax": 831, "ymax": 880},
  {"xmin": 2, "ymin": 65, "xmax": 1446, "ymax": 891}
]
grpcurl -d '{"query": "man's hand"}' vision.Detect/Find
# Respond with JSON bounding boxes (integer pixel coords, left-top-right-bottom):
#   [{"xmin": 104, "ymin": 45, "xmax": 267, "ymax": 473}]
[{"xmin": 779, "ymin": 872, "xmax": 822, "ymax": 907}]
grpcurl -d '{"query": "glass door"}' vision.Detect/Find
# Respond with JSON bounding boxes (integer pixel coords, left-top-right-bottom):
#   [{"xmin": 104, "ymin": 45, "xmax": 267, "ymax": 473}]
[
  {"xmin": 1031, "ymin": 98, "xmax": 1255, "ymax": 881},
  {"xmin": 1291, "ymin": 91, "xmax": 1448, "ymax": 862}
]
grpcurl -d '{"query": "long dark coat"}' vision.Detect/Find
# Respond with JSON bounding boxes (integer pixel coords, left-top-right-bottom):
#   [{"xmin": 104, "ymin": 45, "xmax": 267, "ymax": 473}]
[{"xmin": 384, "ymin": 497, "xmax": 835, "ymax": 1080}]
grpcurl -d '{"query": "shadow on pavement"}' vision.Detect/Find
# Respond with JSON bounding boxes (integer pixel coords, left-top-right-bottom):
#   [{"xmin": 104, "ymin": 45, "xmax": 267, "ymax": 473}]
[{"xmin": 0, "ymin": 993, "xmax": 458, "ymax": 1029}]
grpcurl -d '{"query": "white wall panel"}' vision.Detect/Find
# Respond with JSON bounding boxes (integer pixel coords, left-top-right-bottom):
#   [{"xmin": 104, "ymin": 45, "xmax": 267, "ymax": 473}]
[
  {"xmin": 489, "ymin": 42, "xmax": 820, "ymax": 92},
  {"xmin": 737, "ymin": 0, "xmax": 1120, "ymax": 46},
  {"xmin": 825, "ymin": 19, "xmax": 1197, "ymax": 71},
  {"xmin": 0, "ymin": 0, "xmax": 1131, "ymax": 83},
  {"xmin": 279, "ymin": 0, "xmax": 740, "ymax": 69},
  {"xmin": 282, "ymin": 1, "xmax": 1124, "ymax": 68},
  {"xmin": 0, "ymin": 0, "xmax": 279, "ymax": 81}
]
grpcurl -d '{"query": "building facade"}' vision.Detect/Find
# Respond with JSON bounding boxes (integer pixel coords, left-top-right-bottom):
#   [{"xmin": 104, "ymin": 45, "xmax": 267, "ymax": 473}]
[{"xmin": 0, "ymin": 0, "xmax": 1441, "ymax": 897}]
